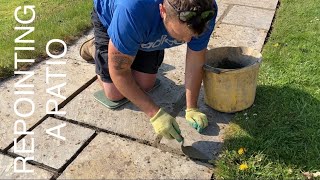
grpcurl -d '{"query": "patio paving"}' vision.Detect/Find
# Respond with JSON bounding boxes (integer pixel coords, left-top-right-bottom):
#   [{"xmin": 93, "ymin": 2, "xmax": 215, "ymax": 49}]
[{"xmin": 0, "ymin": 0, "xmax": 278, "ymax": 178}]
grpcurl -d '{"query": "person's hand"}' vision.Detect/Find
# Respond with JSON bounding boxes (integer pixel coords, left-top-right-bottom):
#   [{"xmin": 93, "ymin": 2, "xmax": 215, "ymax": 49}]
[
  {"xmin": 185, "ymin": 108, "xmax": 208, "ymax": 133},
  {"xmin": 150, "ymin": 108, "xmax": 183, "ymax": 142}
]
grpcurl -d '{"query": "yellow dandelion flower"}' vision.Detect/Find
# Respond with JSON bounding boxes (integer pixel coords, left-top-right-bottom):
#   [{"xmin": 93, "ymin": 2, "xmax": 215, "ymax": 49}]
[
  {"xmin": 239, "ymin": 163, "xmax": 248, "ymax": 171},
  {"xmin": 273, "ymin": 43, "xmax": 280, "ymax": 47},
  {"xmin": 238, "ymin": 147, "xmax": 246, "ymax": 155}
]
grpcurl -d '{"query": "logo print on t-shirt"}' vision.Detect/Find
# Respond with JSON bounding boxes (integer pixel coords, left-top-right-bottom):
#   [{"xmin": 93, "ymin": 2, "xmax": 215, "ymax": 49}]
[{"xmin": 140, "ymin": 35, "xmax": 184, "ymax": 49}]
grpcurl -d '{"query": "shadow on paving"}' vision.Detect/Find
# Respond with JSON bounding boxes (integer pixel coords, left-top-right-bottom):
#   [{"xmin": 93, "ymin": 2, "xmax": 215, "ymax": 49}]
[{"xmin": 223, "ymin": 85, "xmax": 320, "ymax": 171}]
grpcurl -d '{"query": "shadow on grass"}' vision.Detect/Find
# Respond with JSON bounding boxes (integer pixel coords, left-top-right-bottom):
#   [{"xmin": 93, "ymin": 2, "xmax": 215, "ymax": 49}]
[
  {"xmin": 0, "ymin": 68, "xmax": 13, "ymax": 82},
  {"xmin": 224, "ymin": 85, "xmax": 320, "ymax": 171}
]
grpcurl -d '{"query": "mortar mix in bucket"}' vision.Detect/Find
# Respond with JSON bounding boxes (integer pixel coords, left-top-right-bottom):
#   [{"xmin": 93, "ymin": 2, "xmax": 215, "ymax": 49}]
[{"xmin": 203, "ymin": 47, "xmax": 262, "ymax": 113}]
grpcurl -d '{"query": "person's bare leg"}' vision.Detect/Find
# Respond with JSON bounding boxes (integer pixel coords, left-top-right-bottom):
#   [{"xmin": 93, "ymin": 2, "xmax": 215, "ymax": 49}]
[
  {"xmin": 97, "ymin": 75, "xmax": 124, "ymax": 101},
  {"xmin": 96, "ymin": 71, "xmax": 156, "ymax": 101},
  {"xmin": 132, "ymin": 70, "xmax": 157, "ymax": 92}
]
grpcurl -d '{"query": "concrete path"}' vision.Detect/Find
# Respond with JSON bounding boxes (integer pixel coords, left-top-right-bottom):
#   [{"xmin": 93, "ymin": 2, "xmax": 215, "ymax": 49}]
[{"xmin": 0, "ymin": 0, "xmax": 278, "ymax": 178}]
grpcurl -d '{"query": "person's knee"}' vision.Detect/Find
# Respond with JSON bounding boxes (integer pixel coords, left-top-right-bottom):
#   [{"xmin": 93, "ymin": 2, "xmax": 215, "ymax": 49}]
[
  {"xmin": 132, "ymin": 71, "xmax": 156, "ymax": 92},
  {"xmin": 138, "ymin": 82, "xmax": 154, "ymax": 92},
  {"xmin": 99, "ymin": 79, "xmax": 124, "ymax": 101},
  {"xmin": 103, "ymin": 80, "xmax": 152, "ymax": 100},
  {"xmin": 103, "ymin": 87, "xmax": 124, "ymax": 101}
]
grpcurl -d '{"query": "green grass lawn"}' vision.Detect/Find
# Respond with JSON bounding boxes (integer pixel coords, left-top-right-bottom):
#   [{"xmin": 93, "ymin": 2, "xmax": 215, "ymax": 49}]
[
  {"xmin": 214, "ymin": 0, "xmax": 320, "ymax": 179},
  {"xmin": 0, "ymin": 0, "xmax": 93, "ymax": 79}
]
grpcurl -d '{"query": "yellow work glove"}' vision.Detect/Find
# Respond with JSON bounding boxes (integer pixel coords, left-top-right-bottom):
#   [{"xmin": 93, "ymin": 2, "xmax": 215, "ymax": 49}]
[
  {"xmin": 185, "ymin": 108, "xmax": 208, "ymax": 133},
  {"xmin": 150, "ymin": 108, "xmax": 183, "ymax": 142}
]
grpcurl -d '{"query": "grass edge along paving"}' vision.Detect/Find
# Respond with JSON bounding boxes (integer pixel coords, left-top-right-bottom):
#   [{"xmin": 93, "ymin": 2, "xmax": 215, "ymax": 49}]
[
  {"xmin": 0, "ymin": 0, "xmax": 93, "ymax": 80},
  {"xmin": 214, "ymin": 0, "xmax": 320, "ymax": 179}
]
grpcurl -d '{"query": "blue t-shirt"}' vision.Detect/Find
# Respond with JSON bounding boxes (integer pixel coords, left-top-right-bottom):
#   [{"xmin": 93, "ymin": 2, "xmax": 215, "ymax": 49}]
[{"xmin": 94, "ymin": 0, "xmax": 217, "ymax": 56}]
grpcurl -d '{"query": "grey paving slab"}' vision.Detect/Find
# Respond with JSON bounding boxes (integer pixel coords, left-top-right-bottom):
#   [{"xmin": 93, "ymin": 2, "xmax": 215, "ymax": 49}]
[
  {"xmin": 0, "ymin": 154, "xmax": 53, "ymax": 179},
  {"xmin": 216, "ymin": 3, "xmax": 230, "ymax": 22},
  {"xmin": 58, "ymin": 132, "xmax": 212, "ymax": 179},
  {"xmin": 161, "ymin": 87, "xmax": 234, "ymax": 159},
  {"xmin": 8, "ymin": 117, "xmax": 94, "ymax": 169},
  {"xmin": 60, "ymin": 75, "xmax": 185, "ymax": 143},
  {"xmin": 161, "ymin": 44, "xmax": 187, "ymax": 85},
  {"xmin": 208, "ymin": 23, "xmax": 268, "ymax": 52},
  {"xmin": 223, "ymin": 0, "xmax": 278, "ymax": 10},
  {"xmin": 0, "ymin": 58, "xmax": 95, "ymax": 150},
  {"xmin": 222, "ymin": 5, "xmax": 275, "ymax": 30}
]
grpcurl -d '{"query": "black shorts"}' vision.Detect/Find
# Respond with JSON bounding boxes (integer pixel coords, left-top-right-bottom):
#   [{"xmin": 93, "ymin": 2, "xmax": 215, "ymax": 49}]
[{"xmin": 91, "ymin": 8, "xmax": 165, "ymax": 83}]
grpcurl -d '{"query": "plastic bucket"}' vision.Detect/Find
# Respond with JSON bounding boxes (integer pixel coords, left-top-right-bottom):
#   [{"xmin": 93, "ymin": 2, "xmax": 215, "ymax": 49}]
[{"xmin": 203, "ymin": 47, "xmax": 262, "ymax": 113}]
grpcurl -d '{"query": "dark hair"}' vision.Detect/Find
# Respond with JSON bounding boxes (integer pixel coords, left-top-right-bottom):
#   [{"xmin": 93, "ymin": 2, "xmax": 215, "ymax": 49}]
[{"xmin": 165, "ymin": 0, "xmax": 214, "ymax": 35}]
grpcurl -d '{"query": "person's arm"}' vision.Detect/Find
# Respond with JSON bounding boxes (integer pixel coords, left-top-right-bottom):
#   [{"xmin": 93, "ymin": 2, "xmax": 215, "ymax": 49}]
[
  {"xmin": 108, "ymin": 39, "xmax": 159, "ymax": 118},
  {"xmin": 184, "ymin": 5, "xmax": 217, "ymax": 133},
  {"xmin": 185, "ymin": 47, "xmax": 206, "ymax": 108},
  {"xmin": 184, "ymin": 47, "xmax": 208, "ymax": 133}
]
